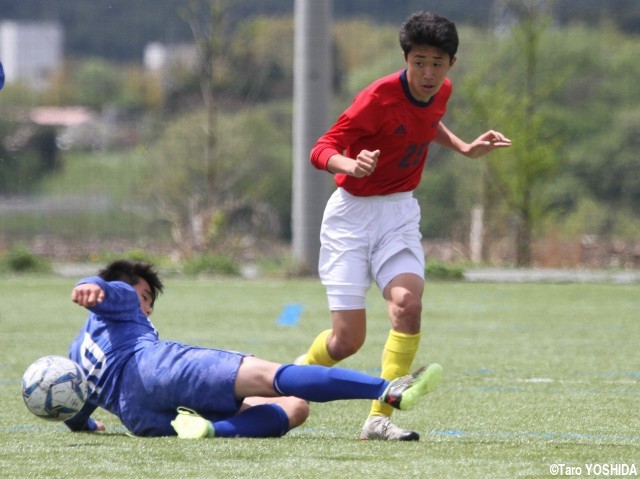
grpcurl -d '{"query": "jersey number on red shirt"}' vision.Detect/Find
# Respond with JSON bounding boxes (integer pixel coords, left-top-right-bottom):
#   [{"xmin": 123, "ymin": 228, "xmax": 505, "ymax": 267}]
[{"xmin": 399, "ymin": 142, "xmax": 430, "ymax": 168}]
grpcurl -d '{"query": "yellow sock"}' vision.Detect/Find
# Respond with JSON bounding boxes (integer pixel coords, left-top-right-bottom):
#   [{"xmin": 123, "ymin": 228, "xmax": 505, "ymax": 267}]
[
  {"xmin": 301, "ymin": 329, "xmax": 340, "ymax": 366},
  {"xmin": 369, "ymin": 329, "xmax": 421, "ymax": 417}
]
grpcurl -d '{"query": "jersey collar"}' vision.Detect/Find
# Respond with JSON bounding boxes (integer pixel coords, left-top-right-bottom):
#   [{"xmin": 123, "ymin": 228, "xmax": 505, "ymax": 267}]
[{"xmin": 400, "ymin": 69, "xmax": 435, "ymax": 108}]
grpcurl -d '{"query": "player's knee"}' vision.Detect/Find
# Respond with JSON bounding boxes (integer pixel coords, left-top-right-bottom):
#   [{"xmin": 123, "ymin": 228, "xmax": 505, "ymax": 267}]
[
  {"xmin": 282, "ymin": 397, "xmax": 310, "ymax": 429},
  {"xmin": 330, "ymin": 333, "xmax": 364, "ymax": 360},
  {"xmin": 397, "ymin": 292, "xmax": 422, "ymax": 317},
  {"xmin": 403, "ymin": 295, "xmax": 422, "ymax": 319},
  {"xmin": 390, "ymin": 295, "xmax": 422, "ymax": 332}
]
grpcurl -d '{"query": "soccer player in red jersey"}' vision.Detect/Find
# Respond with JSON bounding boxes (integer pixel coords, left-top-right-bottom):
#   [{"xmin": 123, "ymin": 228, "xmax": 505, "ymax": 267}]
[{"xmin": 297, "ymin": 11, "xmax": 511, "ymax": 441}]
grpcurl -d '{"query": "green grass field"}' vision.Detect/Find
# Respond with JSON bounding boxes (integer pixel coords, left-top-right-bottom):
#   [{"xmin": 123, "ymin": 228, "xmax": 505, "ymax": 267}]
[{"xmin": 1, "ymin": 274, "xmax": 638, "ymax": 478}]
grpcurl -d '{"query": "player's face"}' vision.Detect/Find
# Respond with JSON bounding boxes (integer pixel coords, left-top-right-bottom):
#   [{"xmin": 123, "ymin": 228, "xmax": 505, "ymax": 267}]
[
  {"xmin": 405, "ymin": 46, "xmax": 455, "ymax": 102},
  {"xmin": 133, "ymin": 278, "xmax": 154, "ymax": 317}
]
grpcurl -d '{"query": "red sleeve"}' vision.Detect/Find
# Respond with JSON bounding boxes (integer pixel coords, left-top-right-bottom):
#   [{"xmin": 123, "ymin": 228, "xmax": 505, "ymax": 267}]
[
  {"xmin": 310, "ymin": 89, "xmax": 383, "ymax": 171},
  {"xmin": 310, "ymin": 142, "xmax": 340, "ymax": 171}
]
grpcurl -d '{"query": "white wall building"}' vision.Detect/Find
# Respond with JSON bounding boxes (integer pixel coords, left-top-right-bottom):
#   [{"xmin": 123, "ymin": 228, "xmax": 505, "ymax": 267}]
[
  {"xmin": 0, "ymin": 20, "xmax": 63, "ymax": 90},
  {"xmin": 143, "ymin": 42, "xmax": 198, "ymax": 72}
]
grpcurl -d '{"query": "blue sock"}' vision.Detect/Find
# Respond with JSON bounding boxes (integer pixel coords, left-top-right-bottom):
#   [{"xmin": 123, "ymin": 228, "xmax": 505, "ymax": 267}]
[
  {"xmin": 212, "ymin": 404, "xmax": 290, "ymax": 438},
  {"xmin": 273, "ymin": 364, "xmax": 388, "ymax": 403}
]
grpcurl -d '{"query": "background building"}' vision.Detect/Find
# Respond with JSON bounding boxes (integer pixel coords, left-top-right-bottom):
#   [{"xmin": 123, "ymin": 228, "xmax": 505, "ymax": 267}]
[{"xmin": 0, "ymin": 20, "xmax": 63, "ymax": 90}]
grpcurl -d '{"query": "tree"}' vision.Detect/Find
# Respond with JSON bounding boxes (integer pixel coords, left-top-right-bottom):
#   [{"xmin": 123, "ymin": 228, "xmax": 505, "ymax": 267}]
[
  {"xmin": 146, "ymin": 105, "xmax": 291, "ymax": 256},
  {"xmin": 462, "ymin": 0, "xmax": 564, "ymax": 265},
  {"xmin": 155, "ymin": 0, "xmax": 232, "ymax": 254},
  {"xmin": 146, "ymin": 5, "xmax": 299, "ymax": 257},
  {"xmin": 228, "ymin": 16, "xmax": 295, "ymax": 101}
]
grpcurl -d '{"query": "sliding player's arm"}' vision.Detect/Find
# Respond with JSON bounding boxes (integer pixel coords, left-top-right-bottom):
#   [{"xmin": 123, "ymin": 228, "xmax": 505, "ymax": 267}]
[{"xmin": 63, "ymin": 401, "xmax": 105, "ymax": 432}]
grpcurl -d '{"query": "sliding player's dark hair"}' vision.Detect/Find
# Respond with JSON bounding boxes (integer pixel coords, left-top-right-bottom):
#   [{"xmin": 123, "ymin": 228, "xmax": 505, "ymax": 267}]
[{"xmin": 98, "ymin": 259, "xmax": 164, "ymax": 305}]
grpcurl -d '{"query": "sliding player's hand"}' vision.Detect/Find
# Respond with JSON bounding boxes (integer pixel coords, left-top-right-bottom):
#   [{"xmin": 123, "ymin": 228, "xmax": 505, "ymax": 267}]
[{"xmin": 72, "ymin": 283, "xmax": 105, "ymax": 307}]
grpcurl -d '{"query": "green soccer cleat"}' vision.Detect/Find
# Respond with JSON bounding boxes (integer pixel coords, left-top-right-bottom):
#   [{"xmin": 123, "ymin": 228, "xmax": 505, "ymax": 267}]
[
  {"xmin": 379, "ymin": 363, "xmax": 443, "ymax": 411},
  {"xmin": 171, "ymin": 407, "xmax": 215, "ymax": 439}
]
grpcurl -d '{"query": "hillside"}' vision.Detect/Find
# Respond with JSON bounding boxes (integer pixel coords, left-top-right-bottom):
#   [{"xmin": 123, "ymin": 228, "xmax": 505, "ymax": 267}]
[{"xmin": 0, "ymin": 0, "xmax": 637, "ymax": 61}]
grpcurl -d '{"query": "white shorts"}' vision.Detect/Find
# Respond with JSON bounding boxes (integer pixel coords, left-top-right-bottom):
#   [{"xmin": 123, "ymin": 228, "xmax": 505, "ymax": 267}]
[{"xmin": 319, "ymin": 188, "xmax": 425, "ymax": 311}]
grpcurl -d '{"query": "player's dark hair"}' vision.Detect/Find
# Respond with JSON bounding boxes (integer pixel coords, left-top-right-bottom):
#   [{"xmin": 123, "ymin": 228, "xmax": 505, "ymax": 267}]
[
  {"xmin": 98, "ymin": 259, "xmax": 164, "ymax": 305},
  {"xmin": 399, "ymin": 11, "xmax": 459, "ymax": 60}
]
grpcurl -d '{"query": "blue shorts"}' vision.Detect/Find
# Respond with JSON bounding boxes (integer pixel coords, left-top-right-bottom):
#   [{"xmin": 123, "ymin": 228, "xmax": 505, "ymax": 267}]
[{"xmin": 118, "ymin": 341, "xmax": 248, "ymax": 436}]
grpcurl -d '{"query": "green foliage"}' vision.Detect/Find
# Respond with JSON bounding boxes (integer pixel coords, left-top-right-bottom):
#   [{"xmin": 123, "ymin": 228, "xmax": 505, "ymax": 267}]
[
  {"xmin": 0, "ymin": 244, "xmax": 52, "ymax": 273},
  {"xmin": 73, "ymin": 58, "xmax": 125, "ymax": 109},
  {"xmin": 457, "ymin": 12, "xmax": 566, "ymax": 264},
  {"xmin": 550, "ymin": 197, "xmax": 640, "ymax": 239},
  {"xmin": 0, "ymin": 151, "xmax": 42, "ymax": 194},
  {"xmin": 536, "ymin": 25, "xmax": 640, "ymax": 224},
  {"xmin": 42, "ymin": 58, "xmax": 157, "ymax": 111},
  {"xmin": 334, "ymin": 20, "xmax": 401, "ymax": 97},
  {"xmin": 568, "ymin": 106, "xmax": 640, "ymax": 213},
  {"xmin": 228, "ymin": 16, "xmax": 295, "ymax": 101},
  {"xmin": 0, "ymin": 145, "xmax": 170, "ymax": 253},
  {"xmin": 97, "ymin": 249, "xmax": 168, "ymax": 267},
  {"xmin": 145, "ymin": 101, "xmax": 293, "ymax": 250},
  {"xmin": 416, "ymin": 165, "xmax": 464, "ymax": 239},
  {"xmin": 441, "ymin": 18, "xmax": 640, "ymax": 259},
  {"xmin": 425, "ymin": 260, "xmax": 465, "ymax": 281},
  {"xmin": 1, "ymin": 0, "xmax": 638, "ymax": 65},
  {"xmin": 1, "ymin": 15, "xmax": 640, "ymax": 255},
  {"xmin": 0, "ymin": 121, "xmax": 60, "ymax": 194},
  {"xmin": 29, "ymin": 151, "xmax": 171, "ymax": 246},
  {"xmin": 182, "ymin": 253, "xmax": 240, "ymax": 276}
]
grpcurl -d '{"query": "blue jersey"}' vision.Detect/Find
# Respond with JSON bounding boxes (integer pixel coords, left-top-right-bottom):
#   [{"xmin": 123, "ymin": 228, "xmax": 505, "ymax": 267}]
[
  {"xmin": 64, "ymin": 276, "xmax": 247, "ymax": 436},
  {"xmin": 66, "ymin": 277, "xmax": 159, "ymax": 425}
]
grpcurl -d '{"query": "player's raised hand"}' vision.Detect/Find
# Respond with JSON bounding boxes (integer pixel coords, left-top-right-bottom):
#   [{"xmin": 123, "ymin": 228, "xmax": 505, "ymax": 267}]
[
  {"xmin": 352, "ymin": 149, "xmax": 380, "ymax": 177},
  {"xmin": 72, "ymin": 283, "xmax": 105, "ymax": 307},
  {"xmin": 465, "ymin": 130, "xmax": 511, "ymax": 158}
]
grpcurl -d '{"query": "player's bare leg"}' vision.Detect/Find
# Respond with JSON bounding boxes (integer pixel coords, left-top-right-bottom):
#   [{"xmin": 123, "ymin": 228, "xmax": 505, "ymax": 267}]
[
  {"xmin": 327, "ymin": 310, "xmax": 367, "ymax": 360},
  {"xmin": 361, "ymin": 273, "xmax": 425, "ymax": 441},
  {"xmin": 296, "ymin": 310, "xmax": 366, "ymax": 366}
]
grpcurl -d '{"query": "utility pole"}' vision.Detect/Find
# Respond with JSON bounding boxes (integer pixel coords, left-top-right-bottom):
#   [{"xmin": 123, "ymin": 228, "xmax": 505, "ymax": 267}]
[{"xmin": 291, "ymin": 0, "xmax": 333, "ymax": 274}]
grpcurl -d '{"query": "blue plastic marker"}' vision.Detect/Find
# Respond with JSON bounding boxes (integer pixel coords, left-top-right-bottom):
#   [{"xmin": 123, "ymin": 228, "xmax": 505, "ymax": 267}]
[
  {"xmin": 277, "ymin": 304, "xmax": 302, "ymax": 326},
  {"xmin": 0, "ymin": 61, "xmax": 4, "ymax": 90}
]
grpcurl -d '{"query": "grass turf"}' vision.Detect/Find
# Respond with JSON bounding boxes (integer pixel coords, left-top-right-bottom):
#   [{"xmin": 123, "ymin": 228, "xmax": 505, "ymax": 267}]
[{"xmin": 1, "ymin": 274, "xmax": 638, "ymax": 478}]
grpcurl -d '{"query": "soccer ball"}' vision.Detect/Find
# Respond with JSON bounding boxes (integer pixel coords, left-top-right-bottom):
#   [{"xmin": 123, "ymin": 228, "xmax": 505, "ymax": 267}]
[{"xmin": 22, "ymin": 355, "xmax": 88, "ymax": 421}]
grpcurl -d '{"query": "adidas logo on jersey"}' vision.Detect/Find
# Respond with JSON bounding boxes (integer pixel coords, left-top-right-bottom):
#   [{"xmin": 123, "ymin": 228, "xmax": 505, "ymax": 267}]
[{"xmin": 393, "ymin": 124, "xmax": 407, "ymax": 136}]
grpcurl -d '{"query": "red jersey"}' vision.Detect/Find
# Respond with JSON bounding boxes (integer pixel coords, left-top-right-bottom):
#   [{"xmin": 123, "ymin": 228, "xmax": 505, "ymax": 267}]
[{"xmin": 310, "ymin": 70, "xmax": 452, "ymax": 196}]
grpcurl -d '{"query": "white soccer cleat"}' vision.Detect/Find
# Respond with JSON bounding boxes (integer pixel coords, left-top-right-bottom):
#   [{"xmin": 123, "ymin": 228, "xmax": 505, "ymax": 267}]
[{"xmin": 359, "ymin": 415, "xmax": 420, "ymax": 441}]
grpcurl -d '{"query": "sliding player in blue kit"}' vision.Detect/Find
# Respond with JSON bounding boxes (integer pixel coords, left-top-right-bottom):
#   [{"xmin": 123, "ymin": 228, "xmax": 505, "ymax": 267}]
[{"xmin": 64, "ymin": 259, "xmax": 442, "ymax": 439}]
